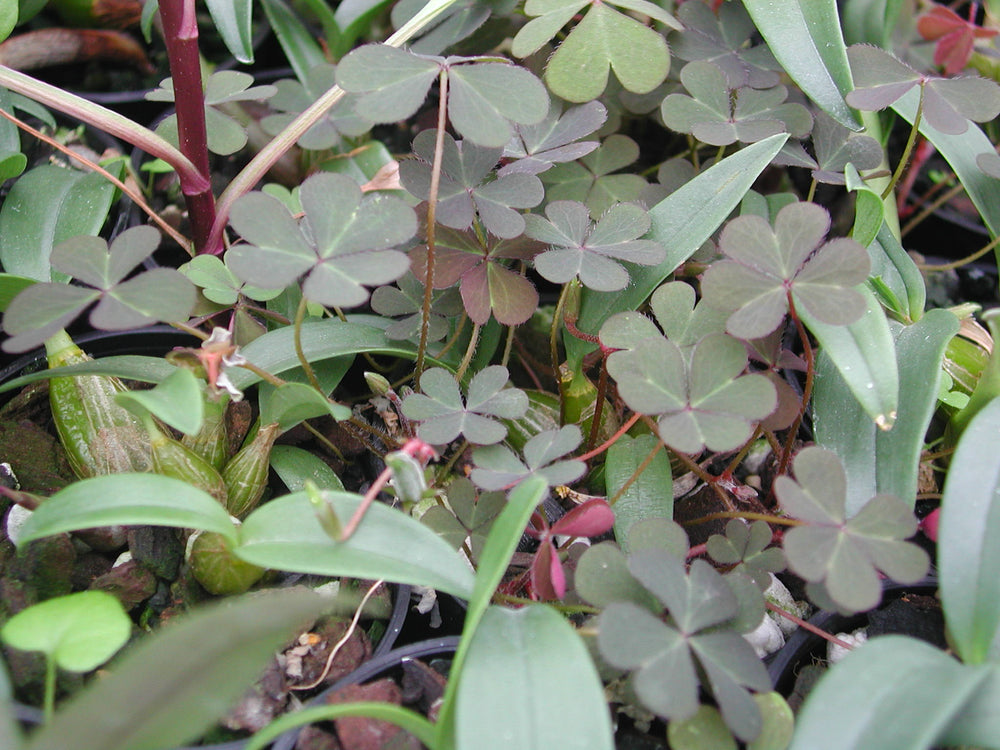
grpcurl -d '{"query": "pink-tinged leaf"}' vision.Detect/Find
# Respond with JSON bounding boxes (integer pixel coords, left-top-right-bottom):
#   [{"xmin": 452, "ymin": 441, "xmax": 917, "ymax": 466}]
[
  {"xmin": 461, "ymin": 263, "xmax": 492, "ymax": 324},
  {"xmin": 919, "ymin": 507, "xmax": 940, "ymax": 542},
  {"xmin": 917, "ymin": 5, "xmax": 997, "ymax": 75},
  {"xmin": 487, "ymin": 263, "xmax": 538, "ymax": 326},
  {"xmin": 531, "ymin": 540, "xmax": 565, "ymax": 600},
  {"xmin": 409, "ymin": 244, "xmax": 481, "ymax": 289},
  {"xmin": 551, "ymin": 498, "xmax": 616, "ymax": 538}
]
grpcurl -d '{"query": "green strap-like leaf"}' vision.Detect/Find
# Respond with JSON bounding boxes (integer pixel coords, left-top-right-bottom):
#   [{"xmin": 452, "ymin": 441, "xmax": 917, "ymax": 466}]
[
  {"xmin": 789, "ymin": 636, "xmax": 987, "ymax": 750},
  {"xmin": 236, "ymin": 491, "xmax": 475, "ymax": 597},
  {"xmin": 801, "ymin": 283, "xmax": 898, "ymax": 429},
  {"xmin": 743, "ymin": 0, "xmax": 861, "ymax": 130},
  {"xmin": 17, "ymin": 474, "xmax": 238, "ymax": 545},
  {"xmin": 939, "ymin": 397, "xmax": 1000, "ymax": 664},
  {"xmin": 454, "ymin": 604, "xmax": 614, "ymax": 750},
  {"xmin": 25, "ymin": 589, "xmax": 330, "ymax": 750},
  {"xmin": 813, "ymin": 309, "xmax": 959, "ymax": 515},
  {"xmin": 565, "ymin": 133, "xmax": 788, "ymax": 370},
  {"xmin": 605, "ymin": 433, "xmax": 672, "ymax": 552},
  {"xmin": 204, "ymin": 0, "xmax": 255, "ymax": 63}
]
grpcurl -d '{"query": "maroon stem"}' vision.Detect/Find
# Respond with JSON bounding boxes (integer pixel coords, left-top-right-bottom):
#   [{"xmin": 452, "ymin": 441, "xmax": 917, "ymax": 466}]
[{"xmin": 157, "ymin": 0, "xmax": 218, "ymax": 254}]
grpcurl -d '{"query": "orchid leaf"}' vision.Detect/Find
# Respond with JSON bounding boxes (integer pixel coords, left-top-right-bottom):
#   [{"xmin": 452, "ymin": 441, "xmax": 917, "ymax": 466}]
[
  {"xmin": 661, "ymin": 61, "xmax": 812, "ymax": 146},
  {"xmin": 203, "ymin": 0, "xmax": 254, "ymax": 63},
  {"xmin": 701, "ymin": 201, "xmax": 870, "ymax": 340},
  {"xmin": 17, "ymin": 474, "xmax": 238, "ymax": 545},
  {"xmin": 775, "ymin": 446, "xmax": 930, "ymax": 613},
  {"xmin": 269, "ymin": 445, "xmax": 345, "ymax": 493},
  {"xmin": 789, "ymin": 636, "xmax": 988, "ymax": 750},
  {"xmin": 939, "ymin": 397, "xmax": 1000, "ymax": 664},
  {"xmin": 743, "ymin": 0, "xmax": 860, "ymax": 130},
  {"xmin": 24, "ymin": 589, "xmax": 329, "ymax": 750},
  {"xmin": 2, "ymin": 226, "xmax": 196, "ymax": 352},
  {"xmin": 604, "ymin": 327, "xmax": 776, "ymax": 454},
  {"xmin": 237, "ymin": 490, "xmax": 475, "ymax": 597},
  {"xmin": 525, "ymin": 200, "xmax": 664, "ymax": 292},
  {"xmin": 402, "ymin": 366, "xmax": 528, "ymax": 445},
  {"xmin": 470, "ymin": 425, "xmax": 584, "ymax": 491},
  {"xmin": 598, "ymin": 551, "xmax": 770, "ymax": 741},
  {"xmin": 0, "ymin": 161, "xmax": 123, "ymax": 283},
  {"xmin": 814, "ymin": 310, "xmax": 957, "ymax": 516},
  {"xmin": 671, "ymin": 0, "xmax": 780, "ymax": 89},
  {"xmin": 227, "ymin": 172, "xmax": 415, "ymax": 309},
  {"xmin": 500, "ymin": 100, "xmax": 607, "ymax": 177},
  {"xmin": 400, "ymin": 130, "xmax": 544, "ymax": 238},
  {"xmin": 605, "ymin": 433, "xmax": 672, "ymax": 552},
  {"xmin": 455, "ymin": 604, "xmax": 614, "ymax": 750},
  {"xmin": 513, "ymin": 0, "xmax": 677, "ymax": 102}
]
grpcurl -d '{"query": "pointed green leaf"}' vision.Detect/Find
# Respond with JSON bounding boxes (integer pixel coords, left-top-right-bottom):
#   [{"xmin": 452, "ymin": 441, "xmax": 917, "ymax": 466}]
[
  {"xmin": 605, "ymin": 433, "xmax": 672, "ymax": 552},
  {"xmin": 116, "ymin": 367, "xmax": 205, "ymax": 436},
  {"xmin": 236, "ymin": 491, "xmax": 474, "ymax": 597},
  {"xmin": 270, "ymin": 445, "xmax": 345, "ymax": 493},
  {"xmin": 814, "ymin": 309, "xmax": 959, "ymax": 515},
  {"xmin": 743, "ymin": 0, "xmax": 861, "ymax": 130},
  {"xmin": 939, "ymin": 397, "xmax": 1000, "ymax": 664},
  {"xmin": 789, "ymin": 637, "xmax": 987, "ymax": 750},
  {"xmin": 17, "ymin": 474, "xmax": 238, "ymax": 545},
  {"xmin": 0, "ymin": 163, "xmax": 122, "ymax": 282},
  {"xmin": 25, "ymin": 589, "xmax": 329, "ymax": 750},
  {"xmin": 204, "ymin": 0, "xmax": 254, "ymax": 63},
  {"xmin": 800, "ymin": 283, "xmax": 898, "ymax": 429},
  {"xmin": 455, "ymin": 604, "xmax": 613, "ymax": 750}
]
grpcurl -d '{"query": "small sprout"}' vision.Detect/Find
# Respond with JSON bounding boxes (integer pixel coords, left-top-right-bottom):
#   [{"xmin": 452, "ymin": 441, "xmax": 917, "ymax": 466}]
[{"xmin": 307, "ymin": 480, "xmax": 343, "ymax": 540}]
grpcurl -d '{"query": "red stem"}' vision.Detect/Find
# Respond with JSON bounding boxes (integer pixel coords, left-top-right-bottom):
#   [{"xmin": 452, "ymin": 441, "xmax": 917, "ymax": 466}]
[
  {"xmin": 157, "ymin": 0, "xmax": 218, "ymax": 254},
  {"xmin": 577, "ymin": 412, "xmax": 640, "ymax": 463},
  {"xmin": 765, "ymin": 601, "xmax": 856, "ymax": 652}
]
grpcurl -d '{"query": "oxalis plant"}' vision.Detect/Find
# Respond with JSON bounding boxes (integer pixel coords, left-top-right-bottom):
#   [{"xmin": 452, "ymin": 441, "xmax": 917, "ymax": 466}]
[{"xmin": 2, "ymin": 0, "xmax": 1000, "ymax": 748}]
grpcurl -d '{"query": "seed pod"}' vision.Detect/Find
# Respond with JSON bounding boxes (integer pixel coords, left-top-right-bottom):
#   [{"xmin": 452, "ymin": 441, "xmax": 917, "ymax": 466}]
[
  {"xmin": 187, "ymin": 530, "xmax": 265, "ymax": 596},
  {"xmin": 181, "ymin": 391, "xmax": 230, "ymax": 471},
  {"xmin": 45, "ymin": 330, "xmax": 152, "ymax": 478},
  {"xmin": 221, "ymin": 421, "xmax": 280, "ymax": 518},
  {"xmin": 148, "ymin": 421, "xmax": 228, "ymax": 507}
]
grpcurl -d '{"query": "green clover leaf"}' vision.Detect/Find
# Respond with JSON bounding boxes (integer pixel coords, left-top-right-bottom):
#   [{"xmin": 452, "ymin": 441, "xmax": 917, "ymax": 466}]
[
  {"xmin": 500, "ymin": 100, "xmax": 607, "ymax": 177},
  {"xmin": 180, "ymin": 254, "xmax": 282, "ymax": 306},
  {"xmin": 700, "ymin": 201, "xmax": 870, "ymax": 340},
  {"xmin": 2, "ymin": 226, "xmax": 196, "ymax": 352},
  {"xmin": 226, "ymin": 172, "xmax": 415, "ymax": 309},
  {"xmin": 597, "ymin": 551, "xmax": 771, "ymax": 742},
  {"xmin": 706, "ymin": 519, "xmax": 786, "ymax": 591},
  {"xmin": 845, "ymin": 44, "xmax": 1000, "ymax": 135},
  {"xmin": 401, "ymin": 366, "xmax": 528, "ymax": 445},
  {"xmin": 400, "ymin": 130, "xmax": 544, "ymax": 240},
  {"xmin": 370, "ymin": 272, "xmax": 464, "ymax": 343},
  {"xmin": 336, "ymin": 45, "xmax": 549, "ymax": 148},
  {"xmin": 148, "ymin": 71, "xmax": 276, "ymax": 156},
  {"xmin": 512, "ymin": 0, "xmax": 678, "ymax": 102},
  {"xmin": 541, "ymin": 134, "xmax": 648, "ymax": 214},
  {"xmin": 259, "ymin": 63, "xmax": 372, "ymax": 150},
  {"xmin": 775, "ymin": 446, "xmax": 931, "ymax": 613},
  {"xmin": 661, "ymin": 61, "xmax": 813, "ymax": 147},
  {"xmin": 421, "ymin": 476, "xmax": 505, "ymax": 562},
  {"xmin": 671, "ymin": 0, "xmax": 780, "ymax": 89},
  {"xmin": 470, "ymin": 425, "xmax": 585, "ymax": 491},
  {"xmin": 604, "ymin": 327, "xmax": 776, "ymax": 454},
  {"xmin": 409, "ymin": 226, "xmax": 541, "ymax": 326},
  {"xmin": 524, "ymin": 201, "xmax": 664, "ymax": 292}
]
